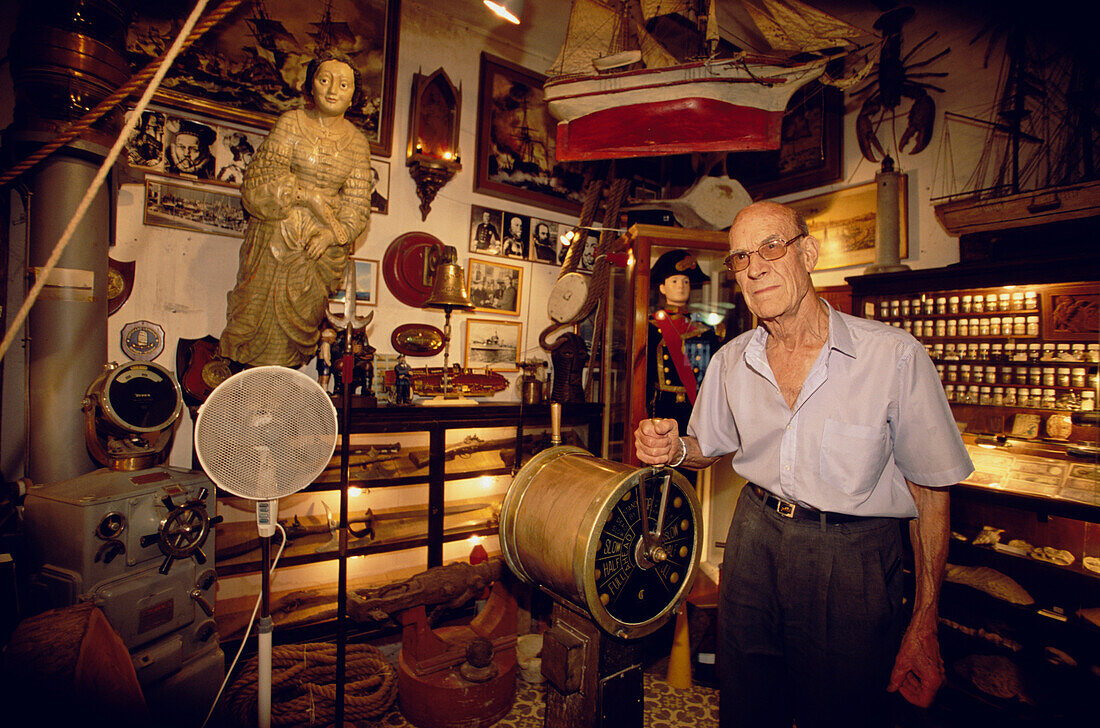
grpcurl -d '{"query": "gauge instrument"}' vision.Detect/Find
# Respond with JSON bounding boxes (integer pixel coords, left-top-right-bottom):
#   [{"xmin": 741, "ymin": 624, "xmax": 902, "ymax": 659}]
[{"xmin": 500, "ymin": 446, "xmax": 701, "ymax": 639}]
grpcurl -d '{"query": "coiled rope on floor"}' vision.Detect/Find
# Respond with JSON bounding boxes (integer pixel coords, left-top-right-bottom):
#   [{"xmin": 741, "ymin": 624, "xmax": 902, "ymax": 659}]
[{"xmin": 225, "ymin": 642, "xmax": 398, "ymax": 727}]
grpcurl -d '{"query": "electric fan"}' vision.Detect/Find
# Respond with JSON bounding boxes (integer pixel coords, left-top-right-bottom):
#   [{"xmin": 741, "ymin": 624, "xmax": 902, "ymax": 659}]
[{"xmin": 193, "ymin": 365, "xmax": 337, "ymax": 728}]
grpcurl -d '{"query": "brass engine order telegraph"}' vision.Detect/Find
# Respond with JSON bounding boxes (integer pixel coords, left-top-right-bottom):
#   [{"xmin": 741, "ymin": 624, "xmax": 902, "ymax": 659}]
[{"xmin": 499, "ymin": 404, "xmax": 702, "ymax": 727}]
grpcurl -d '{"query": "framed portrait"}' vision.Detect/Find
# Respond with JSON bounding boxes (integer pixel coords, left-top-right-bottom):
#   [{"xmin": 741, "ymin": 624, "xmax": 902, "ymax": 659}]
[
  {"xmin": 469, "ymin": 205, "xmax": 503, "ymax": 256},
  {"xmin": 466, "ymin": 258, "xmax": 523, "ymax": 316},
  {"xmin": 464, "ymin": 319, "xmax": 522, "ymax": 372},
  {"xmin": 474, "ymin": 53, "xmax": 585, "ymax": 214},
  {"xmin": 528, "ymin": 218, "xmax": 558, "ymax": 264},
  {"xmin": 370, "ymin": 159, "xmax": 390, "ymax": 214},
  {"xmin": 500, "ymin": 212, "xmax": 529, "ymax": 260},
  {"xmin": 143, "ymin": 175, "xmax": 245, "ymax": 238},
  {"xmin": 1042, "ymin": 284, "xmax": 1099, "ymax": 341},
  {"xmin": 787, "ymin": 180, "xmax": 908, "ymax": 271},
  {"xmin": 127, "ymin": 0, "xmax": 400, "ymax": 157},
  {"xmin": 726, "ymin": 82, "xmax": 843, "ymax": 199}
]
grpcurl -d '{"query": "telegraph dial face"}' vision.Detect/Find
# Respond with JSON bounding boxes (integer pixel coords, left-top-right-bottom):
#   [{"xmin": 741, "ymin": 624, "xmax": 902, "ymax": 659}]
[{"xmin": 592, "ymin": 469, "xmax": 698, "ymax": 627}]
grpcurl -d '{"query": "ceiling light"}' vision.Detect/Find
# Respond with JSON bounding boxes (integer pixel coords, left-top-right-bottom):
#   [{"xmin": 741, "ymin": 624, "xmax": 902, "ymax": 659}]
[{"xmin": 484, "ymin": 0, "xmax": 522, "ymax": 25}]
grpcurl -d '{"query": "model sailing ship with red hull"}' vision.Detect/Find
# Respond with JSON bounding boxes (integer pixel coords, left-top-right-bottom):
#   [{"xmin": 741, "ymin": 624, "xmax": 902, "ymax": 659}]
[{"xmin": 544, "ymin": 0, "xmax": 867, "ymax": 161}]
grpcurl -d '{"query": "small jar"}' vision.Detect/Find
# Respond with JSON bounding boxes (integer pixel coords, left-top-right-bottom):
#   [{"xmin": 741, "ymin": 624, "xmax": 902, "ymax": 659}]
[
  {"xmin": 958, "ymin": 319, "xmax": 969, "ymax": 337},
  {"xmin": 978, "ymin": 343, "xmax": 991, "ymax": 360},
  {"xmin": 935, "ymin": 320, "xmax": 946, "ymax": 337},
  {"xmin": 998, "ymin": 293, "xmax": 1011, "ymax": 312},
  {"xmin": 1056, "ymin": 343, "xmax": 1071, "ymax": 359},
  {"xmin": 968, "ymin": 343, "xmax": 980, "ymax": 359},
  {"xmin": 936, "ymin": 364, "xmax": 946, "ymax": 381},
  {"xmin": 1029, "ymin": 368, "xmax": 1042, "ymax": 386},
  {"xmin": 968, "ymin": 385, "xmax": 981, "ymax": 404},
  {"xmin": 972, "ymin": 295, "xmax": 985, "ymax": 313},
  {"xmin": 985, "ymin": 366, "xmax": 997, "ymax": 383},
  {"xmin": 1013, "ymin": 316, "xmax": 1027, "ymax": 335},
  {"xmin": 946, "ymin": 365, "xmax": 958, "ymax": 382},
  {"xmin": 969, "ymin": 318, "xmax": 980, "ymax": 336},
  {"xmin": 1011, "ymin": 291, "xmax": 1025, "ymax": 311},
  {"xmin": 959, "ymin": 364, "xmax": 971, "ymax": 383},
  {"xmin": 923, "ymin": 297, "xmax": 935, "ymax": 315},
  {"xmin": 1056, "ymin": 368, "xmax": 1071, "ymax": 387},
  {"xmin": 945, "ymin": 343, "xmax": 958, "ymax": 359},
  {"xmin": 1027, "ymin": 343, "xmax": 1042, "ymax": 361},
  {"xmin": 1014, "ymin": 367, "xmax": 1029, "ymax": 385},
  {"xmin": 1071, "ymin": 343, "xmax": 1086, "ymax": 360},
  {"xmin": 936, "ymin": 297, "xmax": 947, "ymax": 315},
  {"xmin": 980, "ymin": 386, "xmax": 993, "ymax": 405},
  {"xmin": 1030, "ymin": 387, "xmax": 1044, "ymax": 406},
  {"xmin": 979, "ymin": 319, "xmax": 991, "ymax": 336},
  {"xmin": 902, "ymin": 320, "xmax": 913, "ymax": 334},
  {"xmin": 992, "ymin": 386, "xmax": 1004, "ymax": 406},
  {"xmin": 890, "ymin": 299, "xmax": 901, "ymax": 317},
  {"xmin": 985, "ymin": 293, "xmax": 998, "ymax": 312},
  {"xmin": 879, "ymin": 301, "xmax": 889, "ymax": 319},
  {"xmin": 944, "ymin": 384, "xmax": 956, "ymax": 402},
  {"xmin": 1082, "ymin": 391, "xmax": 1096, "ymax": 411},
  {"xmin": 1004, "ymin": 387, "xmax": 1018, "ymax": 406},
  {"xmin": 999, "ymin": 365, "xmax": 1012, "ymax": 383},
  {"xmin": 1026, "ymin": 315, "xmax": 1039, "ymax": 336},
  {"xmin": 1041, "ymin": 389, "xmax": 1056, "ymax": 409},
  {"xmin": 946, "ymin": 319, "xmax": 957, "ymax": 337},
  {"xmin": 1024, "ymin": 290, "xmax": 1037, "ymax": 310},
  {"xmin": 1004, "ymin": 342, "xmax": 1017, "ymax": 359},
  {"xmin": 961, "ymin": 294, "xmax": 973, "ymax": 313},
  {"xmin": 1072, "ymin": 367, "xmax": 1087, "ymax": 387},
  {"xmin": 1042, "ymin": 367, "xmax": 1056, "ymax": 386},
  {"xmin": 991, "ymin": 343, "xmax": 1004, "ymax": 361},
  {"xmin": 1088, "ymin": 344, "xmax": 1100, "ymax": 362},
  {"xmin": 971, "ymin": 366, "xmax": 984, "ymax": 384},
  {"xmin": 989, "ymin": 317, "xmax": 1001, "ymax": 336},
  {"xmin": 932, "ymin": 344, "xmax": 944, "ymax": 359},
  {"xmin": 948, "ymin": 295, "xmax": 960, "ymax": 314},
  {"xmin": 926, "ymin": 320, "xmax": 938, "ymax": 338}
]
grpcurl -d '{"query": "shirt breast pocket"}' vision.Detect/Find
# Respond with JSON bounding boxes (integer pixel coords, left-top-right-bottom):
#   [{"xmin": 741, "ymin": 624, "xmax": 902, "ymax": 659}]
[{"xmin": 818, "ymin": 418, "xmax": 890, "ymax": 497}]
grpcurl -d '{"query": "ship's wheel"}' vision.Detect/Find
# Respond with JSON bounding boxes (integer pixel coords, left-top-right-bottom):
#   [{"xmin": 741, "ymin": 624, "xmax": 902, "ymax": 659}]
[{"xmin": 140, "ymin": 488, "xmax": 222, "ymax": 574}]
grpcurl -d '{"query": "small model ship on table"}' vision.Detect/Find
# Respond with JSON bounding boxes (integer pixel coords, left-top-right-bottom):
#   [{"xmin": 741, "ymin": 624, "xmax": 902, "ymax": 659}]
[{"xmin": 409, "ymin": 365, "xmax": 509, "ymax": 398}]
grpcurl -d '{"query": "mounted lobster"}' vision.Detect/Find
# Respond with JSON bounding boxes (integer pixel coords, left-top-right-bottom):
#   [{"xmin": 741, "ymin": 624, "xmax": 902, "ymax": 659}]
[{"xmin": 852, "ymin": 6, "xmax": 950, "ymax": 163}]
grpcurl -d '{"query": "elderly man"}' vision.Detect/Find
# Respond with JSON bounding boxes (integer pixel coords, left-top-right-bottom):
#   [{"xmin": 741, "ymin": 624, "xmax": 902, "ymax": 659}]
[{"xmin": 635, "ymin": 201, "xmax": 972, "ymax": 727}]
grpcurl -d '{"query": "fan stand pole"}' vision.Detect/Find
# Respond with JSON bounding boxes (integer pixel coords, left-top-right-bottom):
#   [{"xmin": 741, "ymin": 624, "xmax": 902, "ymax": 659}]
[
  {"xmin": 335, "ymin": 345, "xmax": 354, "ymax": 727},
  {"xmin": 259, "ymin": 535, "xmax": 273, "ymax": 728}
]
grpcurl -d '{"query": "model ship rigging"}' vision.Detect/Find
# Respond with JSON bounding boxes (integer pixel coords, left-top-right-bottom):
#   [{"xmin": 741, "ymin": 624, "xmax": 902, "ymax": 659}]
[
  {"xmin": 931, "ymin": 17, "xmax": 1100, "ymax": 236},
  {"xmin": 544, "ymin": 0, "xmax": 868, "ymax": 161}
]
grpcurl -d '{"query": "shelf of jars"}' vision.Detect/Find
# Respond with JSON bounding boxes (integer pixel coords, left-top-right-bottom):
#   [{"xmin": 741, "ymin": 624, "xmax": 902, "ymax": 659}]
[{"xmin": 866, "ymin": 284, "xmax": 1099, "ymax": 413}]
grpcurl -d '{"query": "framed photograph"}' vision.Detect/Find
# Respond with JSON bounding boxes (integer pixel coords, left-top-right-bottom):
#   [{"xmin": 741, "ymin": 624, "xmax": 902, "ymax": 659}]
[
  {"xmin": 328, "ymin": 258, "xmax": 379, "ymax": 305},
  {"xmin": 500, "ymin": 213, "xmax": 529, "ymax": 260},
  {"xmin": 787, "ymin": 180, "xmax": 908, "ymax": 271},
  {"xmin": 467, "ymin": 258, "xmax": 523, "ymax": 316},
  {"xmin": 469, "ymin": 206, "xmax": 503, "ymax": 255},
  {"xmin": 127, "ymin": 0, "xmax": 400, "ymax": 156},
  {"xmin": 1042, "ymin": 284, "xmax": 1099, "ymax": 341},
  {"xmin": 474, "ymin": 53, "xmax": 585, "ymax": 214},
  {"xmin": 465, "ymin": 319, "xmax": 522, "ymax": 372},
  {"xmin": 370, "ymin": 159, "xmax": 390, "ymax": 214},
  {"xmin": 528, "ymin": 218, "xmax": 558, "ymax": 264},
  {"xmin": 143, "ymin": 176, "xmax": 245, "ymax": 238},
  {"xmin": 726, "ymin": 82, "xmax": 843, "ymax": 199}
]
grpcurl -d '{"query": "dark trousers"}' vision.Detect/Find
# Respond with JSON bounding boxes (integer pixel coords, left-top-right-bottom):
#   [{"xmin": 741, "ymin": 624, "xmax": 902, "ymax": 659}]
[{"xmin": 718, "ymin": 485, "xmax": 906, "ymax": 728}]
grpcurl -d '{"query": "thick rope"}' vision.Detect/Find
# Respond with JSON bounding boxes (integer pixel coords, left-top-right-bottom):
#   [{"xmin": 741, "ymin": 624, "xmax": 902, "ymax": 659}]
[
  {"xmin": 0, "ymin": 0, "xmax": 238, "ymax": 364},
  {"xmin": 585, "ymin": 175, "xmax": 630, "ymax": 400},
  {"xmin": 225, "ymin": 642, "xmax": 398, "ymax": 727}
]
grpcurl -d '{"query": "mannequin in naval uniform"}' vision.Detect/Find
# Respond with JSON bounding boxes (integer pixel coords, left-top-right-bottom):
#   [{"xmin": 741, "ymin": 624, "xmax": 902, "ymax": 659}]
[{"xmin": 646, "ymin": 250, "xmax": 723, "ymax": 435}]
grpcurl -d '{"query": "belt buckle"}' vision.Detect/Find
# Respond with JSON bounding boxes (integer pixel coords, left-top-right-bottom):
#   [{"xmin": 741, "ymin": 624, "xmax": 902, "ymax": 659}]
[{"xmin": 775, "ymin": 500, "xmax": 795, "ymax": 518}]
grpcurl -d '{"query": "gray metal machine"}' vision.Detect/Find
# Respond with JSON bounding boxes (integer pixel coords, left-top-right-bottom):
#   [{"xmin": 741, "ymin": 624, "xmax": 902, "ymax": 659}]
[{"xmin": 22, "ymin": 361, "xmax": 224, "ymax": 725}]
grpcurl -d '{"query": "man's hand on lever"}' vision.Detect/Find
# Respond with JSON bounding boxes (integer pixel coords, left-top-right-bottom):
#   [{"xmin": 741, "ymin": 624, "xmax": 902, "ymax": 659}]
[{"xmin": 634, "ymin": 419, "xmax": 719, "ymax": 469}]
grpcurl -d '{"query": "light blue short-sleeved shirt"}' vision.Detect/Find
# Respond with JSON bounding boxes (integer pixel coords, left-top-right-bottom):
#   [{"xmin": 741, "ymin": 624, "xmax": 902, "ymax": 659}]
[{"xmin": 687, "ymin": 301, "xmax": 973, "ymax": 517}]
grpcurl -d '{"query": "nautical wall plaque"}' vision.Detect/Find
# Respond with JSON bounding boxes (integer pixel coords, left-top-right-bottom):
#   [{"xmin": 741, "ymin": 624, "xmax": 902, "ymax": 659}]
[{"xmin": 121, "ymin": 320, "xmax": 165, "ymax": 361}]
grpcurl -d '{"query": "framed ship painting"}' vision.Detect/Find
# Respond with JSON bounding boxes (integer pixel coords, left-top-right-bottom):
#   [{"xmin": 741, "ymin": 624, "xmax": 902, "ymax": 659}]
[
  {"xmin": 127, "ymin": 0, "xmax": 400, "ymax": 157},
  {"xmin": 474, "ymin": 53, "xmax": 584, "ymax": 215},
  {"xmin": 465, "ymin": 319, "xmax": 522, "ymax": 372}
]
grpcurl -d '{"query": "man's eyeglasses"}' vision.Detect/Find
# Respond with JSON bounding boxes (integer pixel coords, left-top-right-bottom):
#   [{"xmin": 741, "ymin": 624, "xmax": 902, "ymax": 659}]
[{"xmin": 723, "ymin": 233, "xmax": 804, "ymax": 272}]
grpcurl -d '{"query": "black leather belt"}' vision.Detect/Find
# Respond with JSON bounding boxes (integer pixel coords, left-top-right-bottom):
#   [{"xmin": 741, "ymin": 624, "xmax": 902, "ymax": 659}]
[{"xmin": 748, "ymin": 483, "xmax": 866, "ymax": 524}]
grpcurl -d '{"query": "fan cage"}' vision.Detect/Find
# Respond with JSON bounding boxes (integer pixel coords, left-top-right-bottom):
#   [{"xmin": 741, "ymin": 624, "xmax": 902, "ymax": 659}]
[{"xmin": 194, "ymin": 366, "xmax": 338, "ymax": 500}]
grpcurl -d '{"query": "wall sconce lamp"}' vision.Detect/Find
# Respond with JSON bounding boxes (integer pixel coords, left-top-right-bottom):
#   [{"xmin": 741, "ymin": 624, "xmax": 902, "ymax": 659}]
[
  {"xmin": 407, "ymin": 68, "xmax": 462, "ymax": 220},
  {"xmin": 484, "ymin": 0, "xmax": 523, "ymax": 24}
]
